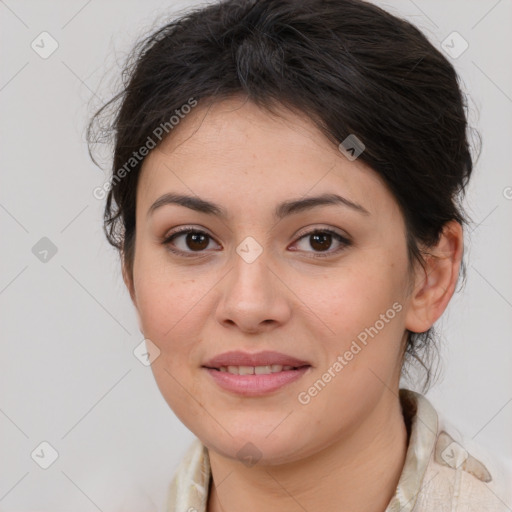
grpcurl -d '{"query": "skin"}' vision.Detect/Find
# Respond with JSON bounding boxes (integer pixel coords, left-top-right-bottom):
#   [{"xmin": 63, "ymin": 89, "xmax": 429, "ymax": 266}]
[{"xmin": 123, "ymin": 96, "xmax": 463, "ymax": 512}]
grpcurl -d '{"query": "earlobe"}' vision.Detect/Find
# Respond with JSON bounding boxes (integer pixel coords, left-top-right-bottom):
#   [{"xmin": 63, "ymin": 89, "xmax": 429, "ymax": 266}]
[{"xmin": 405, "ymin": 221, "xmax": 464, "ymax": 333}]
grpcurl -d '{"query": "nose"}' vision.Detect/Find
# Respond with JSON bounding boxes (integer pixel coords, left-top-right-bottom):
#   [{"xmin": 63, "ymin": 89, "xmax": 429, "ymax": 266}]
[{"xmin": 215, "ymin": 249, "xmax": 291, "ymax": 334}]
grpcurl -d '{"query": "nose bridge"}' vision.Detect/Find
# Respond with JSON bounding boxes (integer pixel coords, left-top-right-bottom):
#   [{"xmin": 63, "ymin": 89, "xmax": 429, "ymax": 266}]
[
  {"xmin": 228, "ymin": 237, "xmax": 275, "ymax": 304},
  {"xmin": 215, "ymin": 235, "xmax": 290, "ymax": 331}
]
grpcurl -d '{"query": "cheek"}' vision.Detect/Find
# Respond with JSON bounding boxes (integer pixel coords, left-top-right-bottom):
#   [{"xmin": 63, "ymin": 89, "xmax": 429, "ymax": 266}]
[
  {"xmin": 136, "ymin": 277, "xmax": 207, "ymax": 362},
  {"xmin": 304, "ymin": 262, "xmax": 407, "ymax": 383},
  {"xmin": 133, "ymin": 242, "xmax": 196, "ymax": 335},
  {"xmin": 133, "ymin": 263, "xmax": 208, "ymax": 420},
  {"xmin": 299, "ymin": 272, "xmax": 406, "ymax": 412},
  {"xmin": 309, "ymin": 264, "xmax": 403, "ymax": 333}
]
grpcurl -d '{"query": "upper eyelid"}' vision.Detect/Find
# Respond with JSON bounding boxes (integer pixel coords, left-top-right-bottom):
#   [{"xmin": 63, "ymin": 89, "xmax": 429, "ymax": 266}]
[
  {"xmin": 164, "ymin": 226, "xmax": 217, "ymax": 242},
  {"xmin": 294, "ymin": 225, "xmax": 349, "ymax": 241},
  {"xmin": 164, "ymin": 225, "xmax": 348, "ymax": 241}
]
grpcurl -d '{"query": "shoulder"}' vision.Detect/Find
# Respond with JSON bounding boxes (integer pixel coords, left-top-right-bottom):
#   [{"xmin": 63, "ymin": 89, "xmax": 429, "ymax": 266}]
[{"xmin": 397, "ymin": 389, "xmax": 512, "ymax": 512}]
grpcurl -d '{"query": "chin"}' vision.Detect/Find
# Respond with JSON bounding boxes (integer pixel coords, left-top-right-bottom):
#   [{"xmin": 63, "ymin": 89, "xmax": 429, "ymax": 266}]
[{"xmin": 200, "ymin": 426, "xmax": 309, "ymax": 466}]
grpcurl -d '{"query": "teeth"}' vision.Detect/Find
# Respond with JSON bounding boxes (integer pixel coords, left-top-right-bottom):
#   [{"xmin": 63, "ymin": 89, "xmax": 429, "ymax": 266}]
[
  {"xmin": 219, "ymin": 364, "xmax": 297, "ymax": 375},
  {"xmin": 255, "ymin": 365, "xmax": 272, "ymax": 374},
  {"xmin": 238, "ymin": 365, "xmax": 254, "ymax": 375}
]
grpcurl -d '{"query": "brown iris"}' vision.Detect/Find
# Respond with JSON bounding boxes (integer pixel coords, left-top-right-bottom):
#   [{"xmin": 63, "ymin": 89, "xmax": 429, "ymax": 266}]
[
  {"xmin": 309, "ymin": 232, "xmax": 333, "ymax": 252},
  {"xmin": 185, "ymin": 232, "xmax": 210, "ymax": 251}
]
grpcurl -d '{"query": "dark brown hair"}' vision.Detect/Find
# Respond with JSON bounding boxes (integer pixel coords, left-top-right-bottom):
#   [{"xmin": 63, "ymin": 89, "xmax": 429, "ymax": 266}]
[{"xmin": 88, "ymin": 0, "xmax": 478, "ymax": 391}]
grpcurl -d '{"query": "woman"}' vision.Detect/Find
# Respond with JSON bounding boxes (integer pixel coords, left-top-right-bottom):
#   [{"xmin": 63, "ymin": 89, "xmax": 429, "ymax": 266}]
[{"xmin": 88, "ymin": 0, "xmax": 511, "ymax": 510}]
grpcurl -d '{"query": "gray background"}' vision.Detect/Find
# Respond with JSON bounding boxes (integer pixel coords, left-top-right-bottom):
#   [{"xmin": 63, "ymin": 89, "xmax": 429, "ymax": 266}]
[{"xmin": 1, "ymin": 0, "xmax": 511, "ymax": 510}]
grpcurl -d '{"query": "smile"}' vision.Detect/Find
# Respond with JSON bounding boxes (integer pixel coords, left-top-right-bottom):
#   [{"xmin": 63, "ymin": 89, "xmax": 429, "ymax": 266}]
[
  {"xmin": 203, "ymin": 365, "xmax": 311, "ymax": 396},
  {"xmin": 210, "ymin": 364, "xmax": 307, "ymax": 374}
]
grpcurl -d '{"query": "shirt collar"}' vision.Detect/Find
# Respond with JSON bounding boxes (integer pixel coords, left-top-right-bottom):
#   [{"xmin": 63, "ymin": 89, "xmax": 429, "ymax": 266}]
[{"xmin": 385, "ymin": 388, "xmax": 439, "ymax": 511}]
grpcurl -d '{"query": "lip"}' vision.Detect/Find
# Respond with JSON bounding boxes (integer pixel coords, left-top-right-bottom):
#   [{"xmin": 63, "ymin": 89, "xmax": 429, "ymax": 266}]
[
  {"xmin": 203, "ymin": 366, "xmax": 311, "ymax": 396},
  {"xmin": 202, "ymin": 350, "xmax": 311, "ymax": 369}
]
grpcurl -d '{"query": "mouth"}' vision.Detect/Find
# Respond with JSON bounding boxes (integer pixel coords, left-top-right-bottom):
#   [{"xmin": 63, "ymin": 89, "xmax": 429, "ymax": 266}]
[
  {"xmin": 202, "ymin": 364, "xmax": 312, "ymax": 396},
  {"xmin": 203, "ymin": 364, "xmax": 311, "ymax": 374},
  {"xmin": 201, "ymin": 350, "xmax": 312, "ymax": 396}
]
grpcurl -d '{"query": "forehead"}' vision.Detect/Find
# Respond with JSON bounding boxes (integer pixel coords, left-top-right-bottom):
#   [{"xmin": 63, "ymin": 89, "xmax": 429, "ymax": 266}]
[{"xmin": 137, "ymin": 98, "xmax": 395, "ymax": 219}]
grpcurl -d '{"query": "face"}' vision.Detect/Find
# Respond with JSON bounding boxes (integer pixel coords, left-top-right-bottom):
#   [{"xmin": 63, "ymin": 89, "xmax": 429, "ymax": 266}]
[{"xmin": 127, "ymin": 96, "xmax": 417, "ymax": 465}]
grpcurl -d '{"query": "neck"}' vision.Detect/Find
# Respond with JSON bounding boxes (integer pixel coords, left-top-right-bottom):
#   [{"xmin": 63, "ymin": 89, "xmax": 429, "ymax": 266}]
[{"xmin": 207, "ymin": 392, "xmax": 408, "ymax": 512}]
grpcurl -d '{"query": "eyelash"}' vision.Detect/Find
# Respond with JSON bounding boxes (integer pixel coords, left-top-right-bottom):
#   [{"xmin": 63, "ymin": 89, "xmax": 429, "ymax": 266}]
[{"xmin": 161, "ymin": 226, "xmax": 352, "ymax": 259}]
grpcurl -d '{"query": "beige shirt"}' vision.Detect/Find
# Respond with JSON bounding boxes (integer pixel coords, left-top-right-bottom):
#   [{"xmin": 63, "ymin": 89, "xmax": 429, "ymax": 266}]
[{"xmin": 166, "ymin": 389, "xmax": 512, "ymax": 511}]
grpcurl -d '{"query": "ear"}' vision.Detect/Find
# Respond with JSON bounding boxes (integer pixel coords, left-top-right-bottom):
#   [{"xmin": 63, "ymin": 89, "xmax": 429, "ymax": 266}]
[
  {"xmin": 405, "ymin": 220, "xmax": 464, "ymax": 333},
  {"xmin": 121, "ymin": 258, "xmax": 136, "ymax": 304},
  {"xmin": 122, "ymin": 258, "xmax": 144, "ymax": 336}
]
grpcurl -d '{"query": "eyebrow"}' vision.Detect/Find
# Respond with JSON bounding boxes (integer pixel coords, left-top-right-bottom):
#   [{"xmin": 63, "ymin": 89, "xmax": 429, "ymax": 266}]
[{"xmin": 147, "ymin": 192, "xmax": 370, "ymax": 220}]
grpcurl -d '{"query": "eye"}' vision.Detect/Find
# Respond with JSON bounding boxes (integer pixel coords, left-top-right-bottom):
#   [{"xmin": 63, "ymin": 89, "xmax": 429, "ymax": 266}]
[
  {"xmin": 162, "ymin": 226, "xmax": 351, "ymax": 259},
  {"xmin": 162, "ymin": 227, "xmax": 221, "ymax": 257},
  {"xmin": 290, "ymin": 228, "xmax": 351, "ymax": 258}
]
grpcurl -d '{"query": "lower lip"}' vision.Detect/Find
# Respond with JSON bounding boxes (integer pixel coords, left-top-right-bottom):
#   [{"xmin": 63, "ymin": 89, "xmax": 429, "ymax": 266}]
[{"xmin": 203, "ymin": 366, "xmax": 311, "ymax": 396}]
